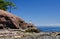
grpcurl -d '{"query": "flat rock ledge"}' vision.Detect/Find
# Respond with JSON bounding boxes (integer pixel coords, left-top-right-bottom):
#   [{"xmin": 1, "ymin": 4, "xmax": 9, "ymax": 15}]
[{"xmin": 0, "ymin": 29, "xmax": 60, "ymax": 39}]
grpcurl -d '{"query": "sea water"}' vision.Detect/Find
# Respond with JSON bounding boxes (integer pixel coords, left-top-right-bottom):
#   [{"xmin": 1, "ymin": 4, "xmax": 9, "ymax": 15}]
[{"xmin": 36, "ymin": 26, "xmax": 60, "ymax": 32}]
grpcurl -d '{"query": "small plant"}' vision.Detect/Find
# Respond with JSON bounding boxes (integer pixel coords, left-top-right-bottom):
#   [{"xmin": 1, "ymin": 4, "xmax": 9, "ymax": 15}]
[{"xmin": 25, "ymin": 29, "xmax": 40, "ymax": 33}]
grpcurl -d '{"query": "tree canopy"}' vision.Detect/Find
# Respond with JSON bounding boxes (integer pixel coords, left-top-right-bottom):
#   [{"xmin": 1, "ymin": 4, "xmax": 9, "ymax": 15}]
[{"xmin": 0, "ymin": 0, "xmax": 15, "ymax": 11}]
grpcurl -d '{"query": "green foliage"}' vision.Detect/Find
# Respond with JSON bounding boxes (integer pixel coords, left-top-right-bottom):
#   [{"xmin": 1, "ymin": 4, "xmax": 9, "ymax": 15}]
[
  {"xmin": 0, "ymin": 0, "xmax": 15, "ymax": 11},
  {"xmin": 25, "ymin": 29, "xmax": 40, "ymax": 33}
]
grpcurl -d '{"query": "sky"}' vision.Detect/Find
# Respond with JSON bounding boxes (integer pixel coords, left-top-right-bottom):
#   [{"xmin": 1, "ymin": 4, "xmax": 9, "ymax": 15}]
[{"xmin": 10, "ymin": 0, "xmax": 60, "ymax": 26}]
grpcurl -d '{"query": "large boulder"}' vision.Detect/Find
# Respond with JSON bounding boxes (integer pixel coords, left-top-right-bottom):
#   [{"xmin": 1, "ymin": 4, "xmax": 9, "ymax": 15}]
[{"xmin": 0, "ymin": 10, "xmax": 37, "ymax": 30}]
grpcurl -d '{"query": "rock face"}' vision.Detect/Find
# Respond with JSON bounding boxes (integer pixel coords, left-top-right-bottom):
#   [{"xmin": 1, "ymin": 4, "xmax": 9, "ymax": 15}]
[{"xmin": 0, "ymin": 10, "xmax": 37, "ymax": 31}]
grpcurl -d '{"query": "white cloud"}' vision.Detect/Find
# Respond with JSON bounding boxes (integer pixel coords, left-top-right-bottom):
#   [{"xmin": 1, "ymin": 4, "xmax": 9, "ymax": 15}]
[{"xmin": 36, "ymin": 23, "xmax": 60, "ymax": 26}]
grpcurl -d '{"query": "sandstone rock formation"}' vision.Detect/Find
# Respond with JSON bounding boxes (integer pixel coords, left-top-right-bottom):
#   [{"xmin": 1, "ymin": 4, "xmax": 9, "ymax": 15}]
[{"xmin": 0, "ymin": 9, "xmax": 39, "ymax": 32}]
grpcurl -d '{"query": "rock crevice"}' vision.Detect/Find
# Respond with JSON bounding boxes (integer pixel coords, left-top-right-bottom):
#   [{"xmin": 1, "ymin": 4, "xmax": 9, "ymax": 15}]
[{"xmin": 0, "ymin": 10, "xmax": 37, "ymax": 31}]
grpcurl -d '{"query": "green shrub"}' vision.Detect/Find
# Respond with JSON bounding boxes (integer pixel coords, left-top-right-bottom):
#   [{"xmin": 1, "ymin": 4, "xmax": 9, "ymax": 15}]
[{"xmin": 25, "ymin": 29, "xmax": 40, "ymax": 33}]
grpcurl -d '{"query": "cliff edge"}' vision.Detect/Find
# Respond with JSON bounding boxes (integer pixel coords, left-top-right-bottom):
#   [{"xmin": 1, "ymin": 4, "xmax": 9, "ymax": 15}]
[{"xmin": 0, "ymin": 10, "xmax": 40, "ymax": 33}]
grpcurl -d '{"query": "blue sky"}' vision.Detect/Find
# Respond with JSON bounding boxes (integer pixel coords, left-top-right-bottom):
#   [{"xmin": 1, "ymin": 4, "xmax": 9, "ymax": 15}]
[{"xmin": 11, "ymin": 0, "xmax": 60, "ymax": 26}]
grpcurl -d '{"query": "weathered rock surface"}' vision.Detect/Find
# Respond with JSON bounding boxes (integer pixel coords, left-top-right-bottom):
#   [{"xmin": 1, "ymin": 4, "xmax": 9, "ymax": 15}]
[
  {"xmin": 0, "ymin": 10, "xmax": 39, "ymax": 32},
  {"xmin": 0, "ymin": 30, "xmax": 59, "ymax": 39}
]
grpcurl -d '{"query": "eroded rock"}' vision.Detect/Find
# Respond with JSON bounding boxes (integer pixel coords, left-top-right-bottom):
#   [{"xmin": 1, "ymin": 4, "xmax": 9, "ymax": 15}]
[{"xmin": 0, "ymin": 10, "xmax": 38, "ymax": 32}]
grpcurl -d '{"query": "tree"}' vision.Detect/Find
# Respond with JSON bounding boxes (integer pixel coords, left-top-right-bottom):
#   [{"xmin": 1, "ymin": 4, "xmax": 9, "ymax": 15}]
[{"xmin": 0, "ymin": 0, "xmax": 16, "ymax": 12}]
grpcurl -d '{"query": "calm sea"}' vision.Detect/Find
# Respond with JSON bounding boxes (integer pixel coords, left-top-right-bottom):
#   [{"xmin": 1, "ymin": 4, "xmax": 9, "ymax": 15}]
[{"xmin": 36, "ymin": 26, "xmax": 60, "ymax": 32}]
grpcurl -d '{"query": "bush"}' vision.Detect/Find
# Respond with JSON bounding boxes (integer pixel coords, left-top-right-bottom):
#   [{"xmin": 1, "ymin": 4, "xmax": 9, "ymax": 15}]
[{"xmin": 25, "ymin": 29, "xmax": 40, "ymax": 33}]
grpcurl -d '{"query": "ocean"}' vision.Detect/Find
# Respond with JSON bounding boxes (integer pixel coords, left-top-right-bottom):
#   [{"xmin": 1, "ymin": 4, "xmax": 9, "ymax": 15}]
[{"xmin": 36, "ymin": 26, "xmax": 60, "ymax": 32}]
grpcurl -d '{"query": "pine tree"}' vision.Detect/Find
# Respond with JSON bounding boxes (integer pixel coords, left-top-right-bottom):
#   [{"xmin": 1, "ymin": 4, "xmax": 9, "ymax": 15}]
[{"xmin": 0, "ymin": 0, "xmax": 15, "ymax": 11}]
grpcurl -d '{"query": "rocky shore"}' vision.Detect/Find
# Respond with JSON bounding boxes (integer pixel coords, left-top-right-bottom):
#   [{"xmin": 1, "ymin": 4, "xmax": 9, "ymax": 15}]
[
  {"xmin": 0, "ymin": 29, "xmax": 59, "ymax": 39},
  {"xmin": 0, "ymin": 10, "xmax": 60, "ymax": 39}
]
